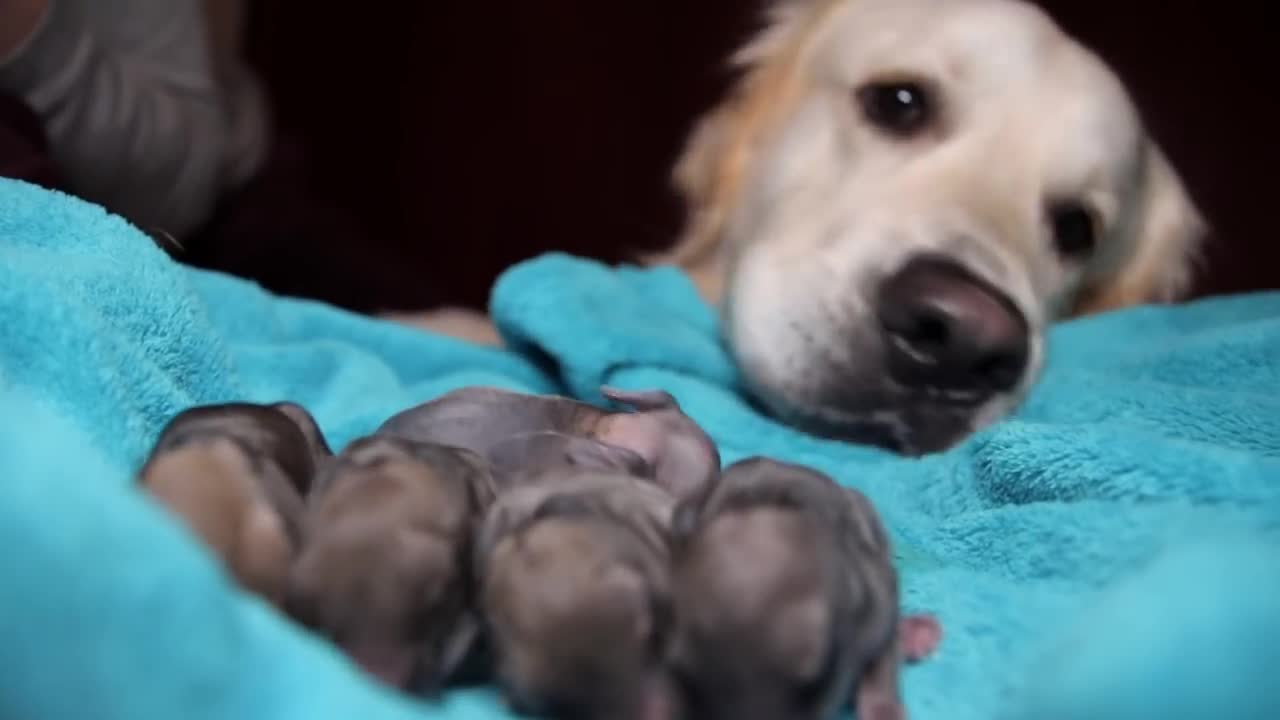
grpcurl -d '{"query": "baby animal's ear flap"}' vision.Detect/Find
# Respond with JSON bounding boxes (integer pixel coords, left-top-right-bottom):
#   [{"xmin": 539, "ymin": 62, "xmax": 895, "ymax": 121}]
[
  {"xmin": 670, "ymin": 496, "xmax": 705, "ymax": 546},
  {"xmin": 601, "ymin": 386, "xmax": 680, "ymax": 411},
  {"xmin": 472, "ymin": 505, "xmax": 514, "ymax": 579},
  {"xmin": 562, "ymin": 438, "xmax": 654, "ymax": 478},
  {"xmin": 270, "ymin": 401, "xmax": 334, "ymax": 459},
  {"xmin": 416, "ymin": 611, "xmax": 483, "ymax": 697},
  {"xmin": 1073, "ymin": 142, "xmax": 1208, "ymax": 316}
]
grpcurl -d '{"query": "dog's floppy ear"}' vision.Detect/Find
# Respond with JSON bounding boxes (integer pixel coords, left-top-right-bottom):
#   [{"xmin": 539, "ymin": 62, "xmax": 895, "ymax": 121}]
[
  {"xmin": 666, "ymin": 0, "xmax": 797, "ymax": 260},
  {"xmin": 652, "ymin": 0, "xmax": 846, "ymax": 301},
  {"xmin": 657, "ymin": 91, "xmax": 748, "ymax": 290},
  {"xmin": 1073, "ymin": 142, "xmax": 1208, "ymax": 316}
]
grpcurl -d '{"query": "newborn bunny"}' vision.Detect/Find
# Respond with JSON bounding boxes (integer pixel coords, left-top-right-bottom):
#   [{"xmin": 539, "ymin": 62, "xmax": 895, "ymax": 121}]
[
  {"xmin": 475, "ymin": 471, "xmax": 680, "ymax": 720},
  {"xmin": 286, "ymin": 435, "xmax": 495, "ymax": 693},
  {"xmin": 666, "ymin": 457, "xmax": 937, "ymax": 720},
  {"xmin": 138, "ymin": 401, "xmax": 329, "ymax": 605},
  {"xmin": 377, "ymin": 386, "xmax": 719, "ymax": 498}
]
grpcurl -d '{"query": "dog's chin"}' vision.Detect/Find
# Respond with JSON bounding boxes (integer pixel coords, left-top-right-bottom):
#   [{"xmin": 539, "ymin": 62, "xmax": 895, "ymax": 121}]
[{"xmin": 747, "ymin": 382, "xmax": 996, "ymax": 456}]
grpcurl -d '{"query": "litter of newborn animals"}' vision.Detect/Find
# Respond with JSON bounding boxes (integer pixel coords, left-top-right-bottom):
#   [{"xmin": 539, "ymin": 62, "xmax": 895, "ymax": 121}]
[{"xmin": 136, "ymin": 386, "xmax": 942, "ymax": 720}]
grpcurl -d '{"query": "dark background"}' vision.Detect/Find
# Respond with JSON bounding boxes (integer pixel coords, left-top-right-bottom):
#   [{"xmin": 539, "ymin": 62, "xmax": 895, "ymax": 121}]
[{"xmin": 196, "ymin": 1, "xmax": 1277, "ymax": 313}]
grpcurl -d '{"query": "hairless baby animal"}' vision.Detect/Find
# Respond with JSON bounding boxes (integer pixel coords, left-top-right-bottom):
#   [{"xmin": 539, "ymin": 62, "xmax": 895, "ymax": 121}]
[
  {"xmin": 475, "ymin": 470, "xmax": 681, "ymax": 720},
  {"xmin": 666, "ymin": 457, "xmax": 941, "ymax": 720},
  {"xmin": 286, "ymin": 435, "xmax": 495, "ymax": 693},
  {"xmin": 138, "ymin": 401, "xmax": 330, "ymax": 606}
]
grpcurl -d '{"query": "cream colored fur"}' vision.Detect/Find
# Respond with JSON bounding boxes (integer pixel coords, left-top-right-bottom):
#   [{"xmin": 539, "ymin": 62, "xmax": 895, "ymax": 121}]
[{"xmin": 397, "ymin": 0, "xmax": 1206, "ymax": 451}]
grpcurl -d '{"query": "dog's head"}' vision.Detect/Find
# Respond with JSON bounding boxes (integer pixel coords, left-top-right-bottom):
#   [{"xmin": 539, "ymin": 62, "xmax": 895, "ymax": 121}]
[{"xmin": 662, "ymin": 0, "xmax": 1206, "ymax": 453}]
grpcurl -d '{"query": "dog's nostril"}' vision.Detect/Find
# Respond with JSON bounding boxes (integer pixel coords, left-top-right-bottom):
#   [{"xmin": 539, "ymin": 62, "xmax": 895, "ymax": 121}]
[
  {"xmin": 973, "ymin": 349, "xmax": 1025, "ymax": 392},
  {"xmin": 904, "ymin": 312, "xmax": 950, "ymax": 353}
]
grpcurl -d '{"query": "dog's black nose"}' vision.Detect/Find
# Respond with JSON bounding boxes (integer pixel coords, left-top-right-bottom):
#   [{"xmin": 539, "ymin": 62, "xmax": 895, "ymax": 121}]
[{"xmin": 877, "ymin": 256, "xmax": 1029, "ymax": 395}]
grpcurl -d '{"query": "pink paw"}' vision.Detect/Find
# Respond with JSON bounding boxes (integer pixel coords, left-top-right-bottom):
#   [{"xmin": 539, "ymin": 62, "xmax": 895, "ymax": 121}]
[
  {"xmin": 858, "ymin": 697, "xmax": 905, "ymax": 720},
  {"xmin": 900, "ymin": 613, "xmax": 942, "ymax": 663}
]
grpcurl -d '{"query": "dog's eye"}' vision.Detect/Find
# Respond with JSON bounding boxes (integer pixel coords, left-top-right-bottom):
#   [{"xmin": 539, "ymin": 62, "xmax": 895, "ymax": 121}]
[
  {"xmin": 1049, "ymin": 202, "xmax": 1097, "ymax": 259},
  {"xmin": 856, "ymin": 81, "xmax": 933, "ymax": 136}
]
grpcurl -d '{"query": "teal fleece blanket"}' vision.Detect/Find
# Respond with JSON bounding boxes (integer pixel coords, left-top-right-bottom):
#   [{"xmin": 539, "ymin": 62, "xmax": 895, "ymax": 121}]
[{"xmin": 0, "ymin": 177, "xmax": 1277, "ymax": 720}]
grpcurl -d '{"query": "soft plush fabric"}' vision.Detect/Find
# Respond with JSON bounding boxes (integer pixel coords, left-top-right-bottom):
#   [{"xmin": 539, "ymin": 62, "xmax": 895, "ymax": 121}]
[{"xmin": 0, "ymin": 177, "xmax": 1276, "ymax": 720}]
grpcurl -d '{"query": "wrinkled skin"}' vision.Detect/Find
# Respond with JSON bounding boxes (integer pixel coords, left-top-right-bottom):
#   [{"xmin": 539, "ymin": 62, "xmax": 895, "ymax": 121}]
[
  {"xmin": 286, "ymin": 435, "xmax": 495, "ymax": 693},
  {"xmin": 138, "ymin": 401, "xmax": 329, "ymax": 605},
  {"xmin": 376, "ymin": 386, "xmax": 720, "ymax": 499},
  {"xmin": 475, "ymin": 472, "xmax": 681, "ymax": 720},
  {"xmin": 667, "ymin": 457, "xmax": 940, "ymax": 720},
  {"xmin": 485, "ymin": 430, "xmax": 654, "ymax": 489}
]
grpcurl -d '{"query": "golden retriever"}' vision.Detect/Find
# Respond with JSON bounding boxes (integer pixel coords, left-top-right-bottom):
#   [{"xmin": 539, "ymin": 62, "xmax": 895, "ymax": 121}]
[{"xmin": 404, "ymin": 0, "xmax": 1207, "ymax": 454}]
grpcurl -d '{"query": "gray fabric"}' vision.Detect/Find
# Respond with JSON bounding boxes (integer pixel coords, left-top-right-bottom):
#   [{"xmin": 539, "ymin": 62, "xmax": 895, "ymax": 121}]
[{"xmin": 0, "ymin": 0, "xmax": 268, "ymax": 237}]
